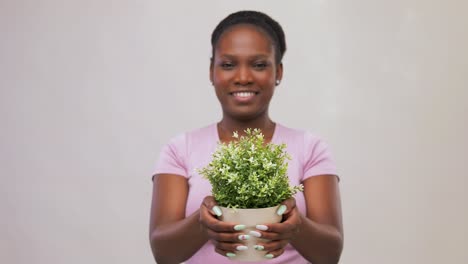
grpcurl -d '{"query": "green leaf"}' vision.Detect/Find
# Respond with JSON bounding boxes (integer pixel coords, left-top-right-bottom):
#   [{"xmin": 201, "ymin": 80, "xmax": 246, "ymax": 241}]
[{"xmin": 196, "ymin": 128, "xmax": 303, "ymax": 208}]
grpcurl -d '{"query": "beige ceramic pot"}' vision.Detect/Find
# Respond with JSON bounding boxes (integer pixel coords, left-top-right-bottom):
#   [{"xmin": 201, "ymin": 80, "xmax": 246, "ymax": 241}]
[{"xmin": 220, "ymin": 205, "xmax": 282, "ymax": 262}]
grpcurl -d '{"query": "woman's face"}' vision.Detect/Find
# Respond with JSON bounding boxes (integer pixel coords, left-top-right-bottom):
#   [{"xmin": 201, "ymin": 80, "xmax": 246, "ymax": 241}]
[{"xmin": 210, "ymin": 24, "xmax": 282, "ymax": 121}]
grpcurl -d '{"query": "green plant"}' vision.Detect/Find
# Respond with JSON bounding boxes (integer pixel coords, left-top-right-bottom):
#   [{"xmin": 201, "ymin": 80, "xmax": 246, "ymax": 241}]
[{"xmin": 198, "ymin": 128, "xmax": 303, "ymax": 208}]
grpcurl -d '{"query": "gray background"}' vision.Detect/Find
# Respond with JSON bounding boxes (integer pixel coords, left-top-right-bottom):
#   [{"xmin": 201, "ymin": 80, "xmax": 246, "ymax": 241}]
[{"xmin": 1, "ymin": 0, "xmax": 467, "ymax": 263}]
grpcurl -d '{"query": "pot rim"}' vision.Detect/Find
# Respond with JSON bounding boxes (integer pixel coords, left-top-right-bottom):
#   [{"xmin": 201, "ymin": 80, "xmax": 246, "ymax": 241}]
[{"xmin": 219, "ymin": 204, "xmax": 281, "ymax": 210}]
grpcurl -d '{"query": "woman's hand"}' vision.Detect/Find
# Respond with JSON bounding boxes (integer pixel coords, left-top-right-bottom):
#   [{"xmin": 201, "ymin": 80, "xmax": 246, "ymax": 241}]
[
  {"xmin": 199, "ymin": 196, "xmax": 249, "ymax": 258},
  {"xmin": 250, "ymin": 198, "xmax": 302, "ymax": 259}
]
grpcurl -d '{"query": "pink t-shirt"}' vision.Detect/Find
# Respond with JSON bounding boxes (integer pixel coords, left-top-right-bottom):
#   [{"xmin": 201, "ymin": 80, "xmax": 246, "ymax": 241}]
[{"xmin": 153, "ymin": 122, "xmax": 338, "ymax": 264}]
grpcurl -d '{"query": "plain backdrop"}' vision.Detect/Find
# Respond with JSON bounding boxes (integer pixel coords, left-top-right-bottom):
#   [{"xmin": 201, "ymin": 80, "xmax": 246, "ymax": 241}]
[{"xmin": 1, "ymin": 0, "xmax": 467, "ymax": 263}]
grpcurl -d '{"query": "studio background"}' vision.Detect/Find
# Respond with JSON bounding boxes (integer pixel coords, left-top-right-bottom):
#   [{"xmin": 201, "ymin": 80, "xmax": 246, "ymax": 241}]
[{"xmin": 1, "ymin": 0, "xmax": 467, "ymax": 263}]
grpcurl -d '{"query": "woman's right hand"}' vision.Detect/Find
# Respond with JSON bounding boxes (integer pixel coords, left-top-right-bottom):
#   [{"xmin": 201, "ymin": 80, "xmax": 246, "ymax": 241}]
[{"xmin": 199, "ymin": 196, "xmax": 249, "ymax": 258}]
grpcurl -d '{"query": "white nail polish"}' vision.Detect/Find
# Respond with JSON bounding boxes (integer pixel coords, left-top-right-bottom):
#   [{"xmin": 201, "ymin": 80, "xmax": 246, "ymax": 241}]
[
  {"xmin": 277, "ymin": 205, "xmax": 287, "ymax": 215},
  {"xmin": 234, "ymin": 224, "xmax": 246, "ymax": 231},
  {"xmin": 254, "ymin": 245, "xmax": 265, "ymax": 251},
  {"xmin": 236, "ymin": 245, "xmax": 248, "ymax": 251},
  {"xmin": 238, "ymin": 234, "xmax": 250, "ymax": 240},
  {"xmin": 212, "ymin": 206, "xmax": 222, "ymax": 216},
  {"xmin": 249, "ymin": 230, "xmax": 262, "ymax": 238},
  {"xmin": 256, "ymin": 225, "xmax": 268, "ymax": 231}
]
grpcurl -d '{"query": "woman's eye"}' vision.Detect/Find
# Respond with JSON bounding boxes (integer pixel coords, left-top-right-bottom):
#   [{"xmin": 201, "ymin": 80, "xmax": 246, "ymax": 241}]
[
  {"xmin": 253, "ymin": 62, "xmax": 267, "ymax": 69},
  {"xmin": 221, "ymin": 62, "xmax": 234, "ymax": 69}
]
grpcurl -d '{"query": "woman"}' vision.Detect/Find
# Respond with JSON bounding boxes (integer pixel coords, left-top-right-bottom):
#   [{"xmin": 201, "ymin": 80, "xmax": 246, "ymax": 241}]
[{"xmin": 149, "ymin": 11, "xmax": 343, "ymax": 264}]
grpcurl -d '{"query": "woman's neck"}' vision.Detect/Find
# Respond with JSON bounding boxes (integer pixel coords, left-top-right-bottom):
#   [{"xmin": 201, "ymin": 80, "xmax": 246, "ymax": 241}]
[{"xmin": 217, "ymin": 116, "xmax": 276, "ymax": 143}]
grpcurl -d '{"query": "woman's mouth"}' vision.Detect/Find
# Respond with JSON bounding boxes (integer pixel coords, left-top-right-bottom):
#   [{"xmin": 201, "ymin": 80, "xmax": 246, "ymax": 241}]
[
  {"xmin": 230, "ymin": 91, "xmax": 258, "ymax": 103},
  {"xmin": 231, "ymin": 91, "xmax": 258, "ymax": 97}
]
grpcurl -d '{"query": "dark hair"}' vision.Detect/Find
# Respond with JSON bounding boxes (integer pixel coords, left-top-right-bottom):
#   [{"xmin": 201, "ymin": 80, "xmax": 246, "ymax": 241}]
[{"xmin": 211, "ymin": 10, "xmax": 286, "ymax": 64}]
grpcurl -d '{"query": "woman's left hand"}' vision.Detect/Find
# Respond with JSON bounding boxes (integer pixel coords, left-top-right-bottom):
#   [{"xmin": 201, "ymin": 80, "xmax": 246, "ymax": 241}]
[{"xmin": 250, "ymin": 198, "xmax": 302, "ymax": 259}]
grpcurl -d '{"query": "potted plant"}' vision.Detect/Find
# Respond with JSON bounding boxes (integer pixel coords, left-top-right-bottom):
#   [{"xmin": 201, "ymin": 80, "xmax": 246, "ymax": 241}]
[{"xmin": 198, "ymin": 128, "xmax": 303, "ymax": 261}]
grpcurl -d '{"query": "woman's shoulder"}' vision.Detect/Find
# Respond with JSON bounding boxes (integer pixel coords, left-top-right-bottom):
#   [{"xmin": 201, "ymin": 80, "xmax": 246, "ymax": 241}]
[
  {"xmin": 277, "ymin": 123, "xmax": 338, "ymax": 178},
  {"xmin": 188, "ymin": 123, "xmax": 217, "ymax": 138},
  {"xmin": 164, "ymin": 123, "xmax": 217, "ymax": 148},
  {"xmin": 276, "ymin": 122, "xmax": 324, "ymax": 144}
]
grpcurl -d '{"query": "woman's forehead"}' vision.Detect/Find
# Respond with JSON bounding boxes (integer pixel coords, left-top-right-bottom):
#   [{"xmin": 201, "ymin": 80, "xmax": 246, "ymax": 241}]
[{"xmin": 215, "ymin": 25, "xmax": 274, "ymax": 58}]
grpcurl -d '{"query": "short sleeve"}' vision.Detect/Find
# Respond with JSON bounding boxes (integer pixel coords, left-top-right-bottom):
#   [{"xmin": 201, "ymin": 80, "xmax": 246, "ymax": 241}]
[
  {"xmin": 302, "ymin": 132, "xmax": 339, "ymax": 182},
  {"xmin": 152, "ymin": 133, "xmax": 188, "ymax": 181}
]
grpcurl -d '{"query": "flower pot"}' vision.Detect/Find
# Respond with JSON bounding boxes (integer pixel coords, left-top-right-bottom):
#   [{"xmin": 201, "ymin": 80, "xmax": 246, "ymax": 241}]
[{"xmin": 220, "ymin": 205, "xmax": 282, "ymax": 262}]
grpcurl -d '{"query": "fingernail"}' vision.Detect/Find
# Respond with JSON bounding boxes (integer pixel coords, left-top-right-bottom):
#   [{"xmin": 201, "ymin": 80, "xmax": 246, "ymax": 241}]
[
  {"xmin": 256, "ymin": 224, "xmax": 268, "ymax": 231},
  {"xmin": 226, "ymin": 252, "xmax": 236, "ymax": 258},
  {"xmin": 234, "ymin": 224, "xmax": 246, "ymax": 231},
  {"xmin": 236, "ymin": 245, "xmax": 248, "ymax": 251},
  {"xmin": 254, "ymin": 245, "xmax": 264, "ymax": 251},
  {"xmin": 212, "ymin": 206, "xmax": 222, "ymax": 217},
  {"xmin": 265, "ymin": 253, "xmax": 274, "ymax": 259},
  {"xmin": 277, "ymin": 205, "xmax": 287, "ymax": 215},
  {"xmin": 249, "ymin": 230, "xmax": 261, "ymax": 238},
  {"xmin": 238, "ymin": 234, "xmax": 250, "ymax": 241}
]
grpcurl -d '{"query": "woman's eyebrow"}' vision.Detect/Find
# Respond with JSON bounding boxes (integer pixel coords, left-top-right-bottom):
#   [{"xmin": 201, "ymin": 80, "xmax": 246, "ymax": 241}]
[
  {"xmin": 218, "ymin": 54, "xmax": 237, "ymax": 59},
  {"xmin": 250, "ymin": 54, "xmax": 270, "ymax": 60},
  {"xmin": 218, "ymin": 54, "xmax": 270, "ymax": 59}
]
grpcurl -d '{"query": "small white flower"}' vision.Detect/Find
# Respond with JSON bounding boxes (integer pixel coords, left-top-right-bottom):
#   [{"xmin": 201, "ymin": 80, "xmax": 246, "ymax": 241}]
[{"xmin": 263, "ymin": 161, "xmax": 274, "ymax": 169}]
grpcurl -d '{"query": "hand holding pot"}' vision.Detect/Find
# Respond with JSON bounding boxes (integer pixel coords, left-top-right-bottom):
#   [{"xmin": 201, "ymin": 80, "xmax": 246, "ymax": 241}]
[
  {"xmin": 250, "ymin": 198, "xmax": 302, "ymax": 259},
  {"xmin": 199, "ymin": 196, "xmax": 249, "ymax": 258}
]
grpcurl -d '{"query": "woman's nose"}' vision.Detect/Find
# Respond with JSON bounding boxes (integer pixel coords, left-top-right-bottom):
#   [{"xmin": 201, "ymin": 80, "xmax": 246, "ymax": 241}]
[{"xmin": 234, "ymin": 65, "xmax": 253, "ymax": 86}]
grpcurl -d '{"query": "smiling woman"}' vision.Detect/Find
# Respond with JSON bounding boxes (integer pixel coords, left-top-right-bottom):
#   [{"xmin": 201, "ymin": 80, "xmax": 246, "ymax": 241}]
[
  {"xmin": 211, "ymin": 23, "xmax": 281, "ymax": 122},
  {"xmin": 149, "ymin": 10, "xmax": 343, "ymax": 264}
]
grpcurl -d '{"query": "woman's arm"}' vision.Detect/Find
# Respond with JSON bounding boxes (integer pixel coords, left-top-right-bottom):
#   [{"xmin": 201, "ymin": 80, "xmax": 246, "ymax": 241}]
[
  {"xmin": 290, "ymin": 174, "xmax": 343, "ymax": 264},
  {"xmin": 149, "ymin": 174, "xmax": 208, "ymax": 264}
]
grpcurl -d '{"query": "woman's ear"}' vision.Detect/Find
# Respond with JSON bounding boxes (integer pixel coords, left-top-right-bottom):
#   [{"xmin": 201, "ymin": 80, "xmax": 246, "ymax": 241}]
[{"xmin": 276, "ymin": 62, "xmax": 283, "ymax": 85}]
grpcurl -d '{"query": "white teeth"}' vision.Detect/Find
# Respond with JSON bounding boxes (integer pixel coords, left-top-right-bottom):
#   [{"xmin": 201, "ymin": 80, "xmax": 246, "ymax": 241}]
[{"xmin": 233, "ymin": 92, "xmax": 256, "ymax": 97}]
